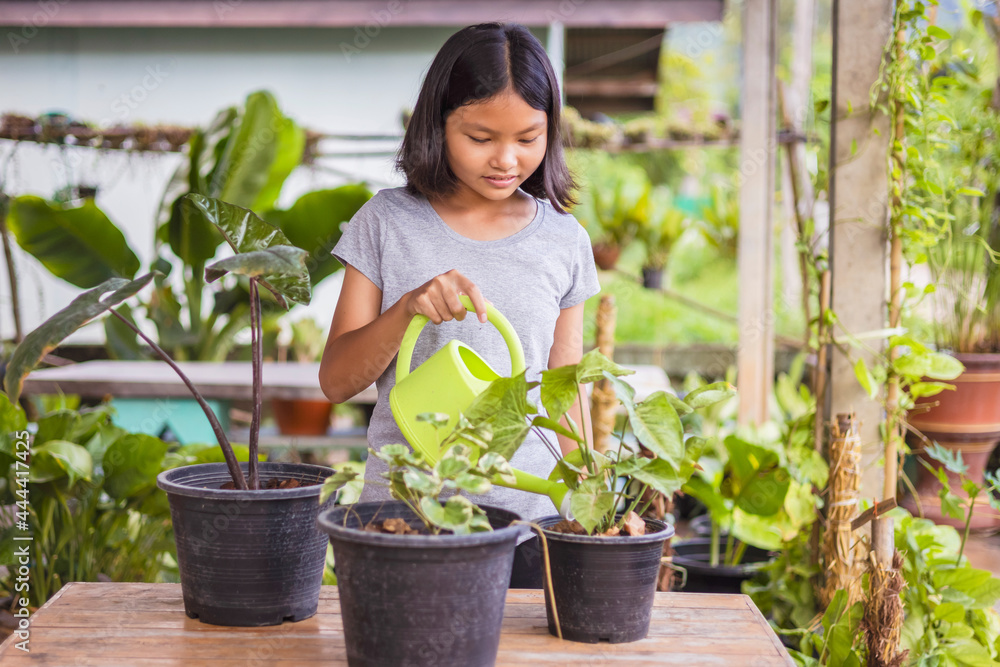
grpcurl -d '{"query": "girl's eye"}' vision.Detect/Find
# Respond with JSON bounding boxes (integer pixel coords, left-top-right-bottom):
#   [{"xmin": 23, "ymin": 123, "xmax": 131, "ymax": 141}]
[
  {"xmin": 520, "ymin": 136, "xmax": 540, "ymax": 144},
  {"xmin": 469, "ymin": 137, "xmax": 489, "ymax": 144}
]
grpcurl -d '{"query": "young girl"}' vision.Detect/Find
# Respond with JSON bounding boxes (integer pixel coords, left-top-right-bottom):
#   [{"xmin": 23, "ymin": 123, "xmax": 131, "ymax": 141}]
[{"xmin": 319, "ymin": 22, "xmax": 600, "ymax": 584}]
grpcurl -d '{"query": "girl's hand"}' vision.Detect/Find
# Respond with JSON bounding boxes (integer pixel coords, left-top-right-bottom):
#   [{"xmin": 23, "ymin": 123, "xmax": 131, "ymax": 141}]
[{"xmin": 404, "ymin": 269, "xmax": 488, "ymax": 325}]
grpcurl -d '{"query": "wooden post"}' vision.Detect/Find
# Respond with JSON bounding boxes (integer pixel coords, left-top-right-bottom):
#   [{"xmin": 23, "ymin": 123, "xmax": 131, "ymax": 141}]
[
  {"xmin": 737, "ymin": 0, "xmax": 777, "ymax": 426},
  {"xmin": 590, "ymin": 295, "xmax": 617, "ymax": 454},
  {"xmin": 828, "ymin": 0, "xmax": 894, "ymax": 498}
]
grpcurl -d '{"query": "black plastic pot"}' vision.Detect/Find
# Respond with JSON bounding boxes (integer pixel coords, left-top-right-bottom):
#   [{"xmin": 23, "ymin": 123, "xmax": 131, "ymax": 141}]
[
  {"xmin": 319, "ymin": 501, "xmax": 526, "ymax": 667},
  {"xmin": 536, "ymin": 515, "xmax": 674, "ymax": 644},
  {"xmin": 641, "ymin": 266, "xmax": 665, "ymax": 290},
  {"xmin": 671, "ymin": 537, "xmax": 772, "ymax": 594},
  {"xmin": 157, "ymin": 462, "xmax": 333, "ymax": 627}
]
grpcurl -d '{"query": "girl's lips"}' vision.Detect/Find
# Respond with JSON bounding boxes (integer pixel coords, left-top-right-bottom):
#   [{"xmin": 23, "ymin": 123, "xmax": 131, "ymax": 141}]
[{"xmin": 484, "ymin": 175, "xmax": 516, "ymax": 187}]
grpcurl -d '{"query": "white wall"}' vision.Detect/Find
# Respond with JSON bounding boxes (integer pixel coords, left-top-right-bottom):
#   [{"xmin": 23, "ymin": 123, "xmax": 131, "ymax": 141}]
[{"xmin": 0, "ymin": 25, "xmax": 465, "ymax": 343}]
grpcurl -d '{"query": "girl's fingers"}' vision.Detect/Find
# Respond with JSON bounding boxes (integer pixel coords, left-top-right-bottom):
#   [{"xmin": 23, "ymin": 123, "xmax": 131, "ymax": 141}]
[{"xmin": 461, "ymin": 283, "xmax": 489, "ymax": 324}]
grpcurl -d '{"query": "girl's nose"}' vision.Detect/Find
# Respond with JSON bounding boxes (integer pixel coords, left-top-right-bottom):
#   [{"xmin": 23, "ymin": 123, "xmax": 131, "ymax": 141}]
[{"xmin": 491, "ymin": 143, "xmax": 517, "ymax": 170}]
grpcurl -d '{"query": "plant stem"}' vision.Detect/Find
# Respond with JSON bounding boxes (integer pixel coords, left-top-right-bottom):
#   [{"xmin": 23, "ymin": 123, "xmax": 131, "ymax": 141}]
[
  {"xmin": 710, "ymin": 519, "xmax": 720, "ymax": 568},
  {"xmin": 575, "ymin": 383, "xmax": 597, "ymax": 476},
  {"xmin": 725, "ymin": 527, "xmax": 736, "ymax": 566},
  {"xmin": 248, "ymin": 279, "xmax": 262, "ymax": 490},
  {"xmin": 616, "ymin": 484, "xmax": 648, "ymax": 531},
  {"xmin": 730, "ymin": 540, "xmax": 748, "ymax": 567},
  {"xmin": 531, "ymin": 425, "xmax": 564, "ymax": 462},
  {"xmin": 957, "ymin": 495, "xmax": 976, "ymax": 566},
  {"xmin": 110, "ymin": 309, "xmax": 248, "ymax": 490}
]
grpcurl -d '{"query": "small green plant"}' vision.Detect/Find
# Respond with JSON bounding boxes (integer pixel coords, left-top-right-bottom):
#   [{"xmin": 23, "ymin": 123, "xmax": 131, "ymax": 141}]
[
  {"xmin": 919, "ymin": 442, "xmax": 1000, "ymax": 564},
  {"xmin": 319, "ymin": 417, "xmax": 518, "ymax": 535},
  {"xmin": 636, "ymin": 186, "xmax": 688, "ymax": 272},
  {"xmin": 459, "ymin": 349, "xmax": 736, "ymax": 536}
]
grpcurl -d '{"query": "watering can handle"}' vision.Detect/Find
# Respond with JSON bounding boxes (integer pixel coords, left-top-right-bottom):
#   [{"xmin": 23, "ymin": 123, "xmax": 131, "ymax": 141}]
[{"xmin": 396, "ymin": 295, "xmax": 526, "ymax": 383}]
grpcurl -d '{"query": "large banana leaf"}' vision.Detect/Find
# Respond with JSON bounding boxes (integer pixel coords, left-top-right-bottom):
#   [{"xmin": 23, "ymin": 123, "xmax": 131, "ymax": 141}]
[
  {"xmin": 8, "ymin": 196, "xmax": 140, "ymax": 288},
  {"xmin": 263, "ymin": 185, "xmax": 372, "ymax": 286},
  {"xmin": 4, "ymin": 273, "xmax": 155, "ymax": 402},
  {"xmin": 216, "ymin": 91, "xmax": 305, "ymax": 211},
  {"xmin": 156, "ymin": 108, "xmax": 238, "ymax": 265},
  {"xmin": 183, "ymin": 195, "xmax": 310, "ymax": 307}
]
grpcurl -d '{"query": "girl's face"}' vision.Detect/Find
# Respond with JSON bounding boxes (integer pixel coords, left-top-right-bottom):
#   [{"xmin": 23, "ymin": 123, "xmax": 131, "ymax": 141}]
[{"xmin": 443, "ymin": 89, "xmax": 548, "ymax": 205}]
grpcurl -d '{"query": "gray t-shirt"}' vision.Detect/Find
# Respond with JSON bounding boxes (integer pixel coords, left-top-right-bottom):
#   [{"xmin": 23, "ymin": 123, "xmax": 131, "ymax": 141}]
[{"xmin": 332, "ymin": 186, "xmax": 600, "ymax": 524}]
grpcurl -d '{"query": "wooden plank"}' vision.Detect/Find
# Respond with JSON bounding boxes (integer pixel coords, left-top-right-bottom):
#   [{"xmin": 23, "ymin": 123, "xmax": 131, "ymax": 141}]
[
  {"xmin": 828, "ymin": 0, "xmax": 894, "ymax": 498},
  {"xmin": 22, "ymin": 361, "xmax": 377, "ymax": 403},
  {"xmin": 736, "ymin": 0, "xmax": 778, "ymax": 425},
  {"xmin": 0, "ymin": 1, "xmax": 725, "ymax": 28},
  {"xmin": 0, "ymin": 583, "xmax": 793, "ymax": 665}
]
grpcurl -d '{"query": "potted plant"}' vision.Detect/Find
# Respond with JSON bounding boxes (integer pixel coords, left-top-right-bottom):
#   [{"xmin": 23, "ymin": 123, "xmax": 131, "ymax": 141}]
[
  {"xmin": 3, "ymin": 193, "xmax": 335, "ymax": 627},
  {"xmin": 464, "ymin": 349, "xmax": 735, "ymax": 643},
  {"xmin": 271, "ymin": 316, "xmax": 334, "ymax": 435},
  {"xmin": 675, "ymin": 434, "xmax": 796, "ymax": 594},
  {"xmin": 317, "ymin": 417, "xmax": 526, "ymax": 667},
  {"xmin": 904, "ymin": 75, "xmax": 1000, "ymax": 528},
  {"xmin": 570, "ymin": 152, "xmax": 646, "ymax": 271},
  {"xmin": 636, "ymin": 186, "xmax": 688, "ymax": 290}
]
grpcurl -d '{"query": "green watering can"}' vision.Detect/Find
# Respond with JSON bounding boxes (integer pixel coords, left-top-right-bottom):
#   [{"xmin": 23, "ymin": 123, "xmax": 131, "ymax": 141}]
[{"xmin": 389, "ymin": 295, "xmax": 572, "ymax": 517}]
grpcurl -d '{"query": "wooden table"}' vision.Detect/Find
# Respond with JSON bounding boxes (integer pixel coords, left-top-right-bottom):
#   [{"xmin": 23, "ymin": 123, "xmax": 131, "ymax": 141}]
[
  {"xmin": 21, "ymin": 361, "xmax": 377, "ymax": 403},
  {"xmin": 0, "ymin": 582, "xmax": 793, "ymax": 665}
]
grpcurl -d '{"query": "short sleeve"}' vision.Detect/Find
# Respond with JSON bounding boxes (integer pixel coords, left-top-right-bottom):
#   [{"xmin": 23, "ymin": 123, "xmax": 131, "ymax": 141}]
[
  {"xmin": 332, "ymin": 194, "xmax": 384, "ymax": 290},
  {"xmin": 559, "ymin": 222, "xmax": 601, "ymax": 308}
]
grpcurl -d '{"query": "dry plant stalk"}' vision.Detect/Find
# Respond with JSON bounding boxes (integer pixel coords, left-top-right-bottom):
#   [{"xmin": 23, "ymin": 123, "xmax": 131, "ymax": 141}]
[
  {"xmin": 590, "ymin": 295, "xmax": 617, "ymax": 454},
  {"xmin": 864, "ymin": 550, "xmax": 908, "ymax": 667},
  {"xmin": 820, "ymin": 413, "xmax": 865, "ymax": 607}
]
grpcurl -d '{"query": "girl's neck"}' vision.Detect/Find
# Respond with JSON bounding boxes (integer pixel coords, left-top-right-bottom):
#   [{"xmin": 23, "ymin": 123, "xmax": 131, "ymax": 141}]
[{"xmin": 429, "ymin": 189, "xmax": 537, "ymax": 242}]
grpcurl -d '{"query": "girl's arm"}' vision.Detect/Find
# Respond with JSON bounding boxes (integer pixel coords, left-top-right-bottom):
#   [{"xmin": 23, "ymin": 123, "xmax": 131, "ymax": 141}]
[
  {"xmin": 319, "ymin": 265, "xmax": 488, "ymax": 404},
  {"xmin": 547, "ymin": 301, "xmax": 594, "ymax": 456}
]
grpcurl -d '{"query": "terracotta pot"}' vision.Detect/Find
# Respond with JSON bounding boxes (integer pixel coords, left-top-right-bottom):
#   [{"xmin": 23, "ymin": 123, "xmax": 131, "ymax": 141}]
[
  {"xmin": 271, "ymin": 398, "xmax": 332, "ymax": 436},
  {"xmin": 592, "ymin": 243, "xmax": 621, "ymax": 271},
  {"xmin": 903, "ymin": 353, "xmax": 1000, "ymax": 530}
]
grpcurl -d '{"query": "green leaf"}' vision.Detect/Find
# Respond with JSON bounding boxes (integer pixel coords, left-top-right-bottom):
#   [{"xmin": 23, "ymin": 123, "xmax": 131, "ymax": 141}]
[
  {"xmin": 539, "ymin": 365, "xmax": 581, "ymax": 425},
  {"xmin": 182, "ymin": 194, "xmax": 311, "ymax": 307},
  {"xmin": 956, "ymin": 187, "xmax": 985, "ymax": 197},
  {"xmin": 402, "ymin": 467, "xmax": 439, "ymax": 496},
  {"xmin": 263, "ymin": 185, "xmax": 372, "ymax": 286},
  {"xmin": 205, "ymin": 245, "xmax": 309, "ymax": 286},
  {"xmin": 910, "ymin": 381, "xmax": 953, "ymax": 399},
  {"xmin": 8, "ymin": 196, "xmax": 140, "ymax": 288},
  {"xmin": 30, "ymin": 440, "xmax": 93, "ymax": 485},
  {"xmin": 3, "ymin": 273, "xmax": 156, "ymax": 402},
  {"xmin": 574, "ymin": 349, "xmax": 634, "ymax": 384},
  {"xmin": 621, "ymin": 457, "xmax": 685, "ymax": 497},
  {"xmin": 319, "ymin": 466, "xmax": 362, "ymax": 505},
  {"xmin": 926, "ymin": 25, "xmax": 951, "ymax": 40},
  {"xmin": 465, "ymin": 373, "xmax": 535, "ymax": 460},
  {"xmin": 631, "ymin": 391, "xmax": 684, "ymax": 468},
  {"xmin": 530, "ymin": 415, "xmax": 583, "ymax": 443},
  {"xmin": 683, "ymin": 382, "xmax": 736, "ymax": 409},
  {"xmin": 723, "ymin": 435, "xmax": 790, "ymax": 516},
  {"xmin": 933, "ymin": 602, "xmax": 966, "ymax": 623},
  {"xmin": 452, "ymin": 472, "xmax": 491, "ymax": 495},
  {"xmin": 853, "ymin": 358, "xmax": 877, "ymax": 398},
  {"xmin": 435, "ymin": 445, "xmax": 472, "ymax": 479},
  {"xmin": 420, "ymin": 496, "xmax": 476, "ymax": 534},
  {"xmin": 218, "ymin": 90, "xmax": 304, "ymax": 211},
  {"xmin": 102, "ymin": 434, "xmax": 171, "ymax": 499},
  {"xmin": 477, "ymin": 452, "xmax": 517, "ymax": 485},
  {"xmin": 569, "ymin": 476, "xmax": 615, "ymax": 534}
]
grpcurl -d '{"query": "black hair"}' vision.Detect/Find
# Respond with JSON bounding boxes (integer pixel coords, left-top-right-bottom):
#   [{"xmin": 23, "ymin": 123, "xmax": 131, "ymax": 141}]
[{"xmin": 396, "ymin": 22, "xmax": 576, "ymax": 213}]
